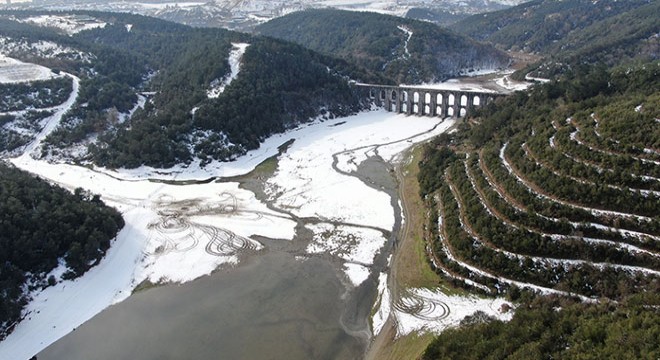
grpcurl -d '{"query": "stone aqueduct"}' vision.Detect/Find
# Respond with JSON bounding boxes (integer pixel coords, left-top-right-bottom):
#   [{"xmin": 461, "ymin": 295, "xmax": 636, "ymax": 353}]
[{"xmin": 355, "ymin": 83, "xmax": 504, "ymax": 118}]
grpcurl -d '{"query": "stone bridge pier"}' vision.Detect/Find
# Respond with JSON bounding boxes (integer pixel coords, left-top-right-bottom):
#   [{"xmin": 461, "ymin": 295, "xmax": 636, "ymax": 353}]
[{"xmin": 355, "ymin": 83, "xmax": 503, "ymax": 118}]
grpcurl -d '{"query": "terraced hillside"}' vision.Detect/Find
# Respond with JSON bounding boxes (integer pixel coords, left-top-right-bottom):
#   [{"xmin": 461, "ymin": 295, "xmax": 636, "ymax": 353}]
[{"xmin": 418, "ymin": 63, "xmax": 660, "ymax": 301}]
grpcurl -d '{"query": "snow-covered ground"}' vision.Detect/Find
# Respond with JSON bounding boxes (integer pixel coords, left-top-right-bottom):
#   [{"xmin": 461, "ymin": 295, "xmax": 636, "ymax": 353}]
[
  {"xmin": 393, "ymin": 288, "xmax": 512, "ymax": 336},
  {"xmin": 266, "ymin": 111, "xmax": 454, "ymax": 230},
  {"xmin": 0, "ymin": 104, "xmax": 455, "ymax": 360},
  {"xmin": 397, "ymin": 25, "xmax": 412, "ymax": 59},
  {"xmin": 0, "ymin": 55, "xmax": 54, "ymax": 83},
  {"xmin": 371, "ymin": 273, "xmax": 512, "ymax": 337},
  {"xmin": 207, "ymin": 43, "xmax": 249, "ymax": 98},
  {"xmin": 20, "ymin": 14, "xmax": 107, "ymax": 35},
  {"xmin": 307, "ymin": 223, "xmax": 387, "ymax": 286},
  {"xmin": 496, "ymin": 73, "xmax": 531, "ymax": 91},
  {"xmin": 371, "ymin": 272, "xmax": 391, "ymax": 335}
]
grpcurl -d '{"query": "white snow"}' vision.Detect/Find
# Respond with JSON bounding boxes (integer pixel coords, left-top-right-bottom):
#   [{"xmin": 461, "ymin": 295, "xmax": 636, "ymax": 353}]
[
  {"xmin": 21, "ymin": 15, "xmax": 107, "ymax": 35},
  {"xmin": 135, "ymin": 2, "xmax": 206, "ymax": 10},
  {"xmin": 397, "ymin": 25, "xmax": 412, "ymax": 60},
  {"xmin": 400, "ymin": 79, "xmax": 500, "ymax": 93},
  {"xmin": 343, "ymin": 263, "xmax": 371, "ymax": 287},
  {"xmin": 393, "ymin": 288, "xmax": 513, "ymax": 336},
  {"xmin": 497, "ymin": 74, "xmax": 532, "ymax": 91},
  {"xmin": 0, "ymin": 55, "xmax": 55, "ymax": 83},
  {"xmin": 307, "ymin": 223, "xmax": 387, "ymax": 264},
  {"xmin": 207, "ymin": 43, "xmax": 250, "ymax": 98},
  {"xmin": 266, "ymin": 111, "xmax": 454, "ymax": 230},
  {"xmin": 499, "ymin": 143, "xmax": 655, "ymax": 222},
  {"xmin": 371, "ymin": 272, "xmax": 391, "ymax": 336},
  {"xmin": 524, "ymin": 74, "xmax": 551, "ymax": 83},
  {"xmin": 0, "ymin": 52, "xmax": 470, "ymax": 359}
]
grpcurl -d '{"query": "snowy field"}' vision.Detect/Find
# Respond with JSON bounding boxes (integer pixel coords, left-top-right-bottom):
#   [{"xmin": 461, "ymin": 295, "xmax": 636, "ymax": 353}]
[
  {"xmin": 0, "ymin": 55, "xmax": 54, "ymax": 83},
  {"xmin": 20, "ymin": 15, "xmax": 107, "ymax": 35},
  {"xmin": 371, "ymin": 273, "xmax": 513, "ymax": 337}
]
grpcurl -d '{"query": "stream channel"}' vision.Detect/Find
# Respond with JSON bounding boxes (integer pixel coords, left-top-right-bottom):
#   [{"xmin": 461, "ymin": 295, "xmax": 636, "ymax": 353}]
[{"xmin": 38, "ymin": 147, "xmax": 403, "ymax": 360}]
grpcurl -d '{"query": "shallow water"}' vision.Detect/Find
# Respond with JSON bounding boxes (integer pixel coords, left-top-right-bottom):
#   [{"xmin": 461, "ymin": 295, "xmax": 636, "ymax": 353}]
[{"xmin": 39, "ymin": 251, "xmax": 366, "ymax": 360}]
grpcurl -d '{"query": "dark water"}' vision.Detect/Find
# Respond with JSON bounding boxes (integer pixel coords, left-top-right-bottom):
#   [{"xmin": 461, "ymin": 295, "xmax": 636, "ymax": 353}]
[
  {"xmin": 39, "ymin": 252, "xmax": 365, "ymax": 360},
  {"xmin": 39, "ymin": 151, "xmax": 402, "ymax": 360}
]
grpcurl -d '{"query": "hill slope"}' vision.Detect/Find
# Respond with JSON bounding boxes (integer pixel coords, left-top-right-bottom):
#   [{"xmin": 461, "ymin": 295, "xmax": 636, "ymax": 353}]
[
  {"xmin": 424, "ymin": 294, "xmax": 660, "ymax": 359},
  {"xmin": 418, "ymin": 62, "xmax": 660, "ymax": 302},
  {"xmin": 416, "ymin": 60, "xmax": 660, "ymax": 357},
  {"xmin": 0, "ymin": 11, "xmax": 380, "ymax": 168},
  {"xmin": 257, "ymin": 9, "xmax": 509, "ymax": 84},
  {"xmin": 451, "ymin": 0, "xmax": 659, "ymax": 72}
]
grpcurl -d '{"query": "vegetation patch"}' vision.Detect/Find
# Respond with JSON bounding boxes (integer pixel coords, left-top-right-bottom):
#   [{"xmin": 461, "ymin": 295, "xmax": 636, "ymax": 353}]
[{"xmin": 0, "ymin": 162, "xmax": 124, "ymax": 340}]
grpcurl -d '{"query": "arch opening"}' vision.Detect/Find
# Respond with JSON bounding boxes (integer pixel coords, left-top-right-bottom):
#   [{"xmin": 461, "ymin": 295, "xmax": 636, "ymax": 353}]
[{"xmin": 460, "ymin": 95, "xmax": 468, "ymax": 107}]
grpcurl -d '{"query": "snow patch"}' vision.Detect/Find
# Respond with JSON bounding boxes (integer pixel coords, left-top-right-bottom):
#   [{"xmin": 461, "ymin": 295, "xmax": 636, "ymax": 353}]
[
  {"xmin": 397, "ymin": 25, "xmax": 412, "ymax": 60},
  {"xmin": 371, "ymin": 272, "xmax": 390, "ymax": 336},
  {"xmin": 306, "ymin": 223, "xmax": 387, "ymax": 266},
  {"xmin": 207, "ymin": 43, "xmax": 250, "ymax": 98},
  {"xmin": 343, "ymin": 263, "xmax": 371, "ymax": 287},
  {"xmin": 0, "ymin": 56, "xmax": 55, "ymax": 84},
  {"xmin": 20, "ymin": 15, "xmax": 107, "ymax": 35},
  {"xmin": 394, "ymin": 288, "xmax": 513, "ymax": 336}
]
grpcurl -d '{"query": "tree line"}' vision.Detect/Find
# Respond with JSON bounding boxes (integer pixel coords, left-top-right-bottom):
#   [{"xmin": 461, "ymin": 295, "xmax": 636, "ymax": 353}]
[{"xmin": 0, "ymin": 162, "xmax": 123, "ymax": 339}]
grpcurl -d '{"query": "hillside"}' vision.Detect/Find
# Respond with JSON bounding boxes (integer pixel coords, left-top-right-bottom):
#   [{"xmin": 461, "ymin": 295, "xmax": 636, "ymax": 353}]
[
  {"xmin": 0, "ymin": 162, "xmax": 124, "ymax": 339},
  {"xmin": 416, "ymin": 60, "xmax": 660, "ymax": 355},
  {"xmin": 256, "ymin": 9, "xmax": 509, "ymax": 84},
  {"xmin": 419, "ymin": 62, "xmax": 659, "ymax": 301},
  {"xmin": 424, "ymin": 294, "xmax": 660, "ymax": 359},
  {"xmin": 0, "ymin": 11, "xmax": 380, "ymax": 168},
  {"xmin": 451, "ymin": 0, "xmax": 659, "ymax": 74}
]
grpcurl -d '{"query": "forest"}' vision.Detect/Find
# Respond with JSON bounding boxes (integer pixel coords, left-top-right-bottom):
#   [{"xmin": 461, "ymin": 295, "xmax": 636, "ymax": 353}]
[
  {"xmin": 0, "ymin": 77, "xmax": 72, "ymax": 112},
  {"xmin": 0, "ymin": 10, "xmax": 382, "ymax": 168},
  {"xmin": 423, "ymin": 293, "xmax": 660, "ymax": 359},
  {"xmin": 418, "ymin": 60, "xmax": 659, "ymax": 356},
  {"xmin": 451, "ymin": 0, "xmax": 659, "ymax": 78},
  {"xmin": 256, "ymin": 8, "xmax": 509, "ymax": 84},
  {"xmin": 0, "ymin": 162, "xmax": 124, "ymax": 339}
]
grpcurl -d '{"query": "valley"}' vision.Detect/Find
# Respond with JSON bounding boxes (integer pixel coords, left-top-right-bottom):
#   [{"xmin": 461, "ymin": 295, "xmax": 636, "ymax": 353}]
[
  {"xmin": 0, "ymin": 1, "xmax": 658, "ymax": 359},
  {"xmin": 0, "ymin": 52, "xmax": 516, "ymax": 359}
]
